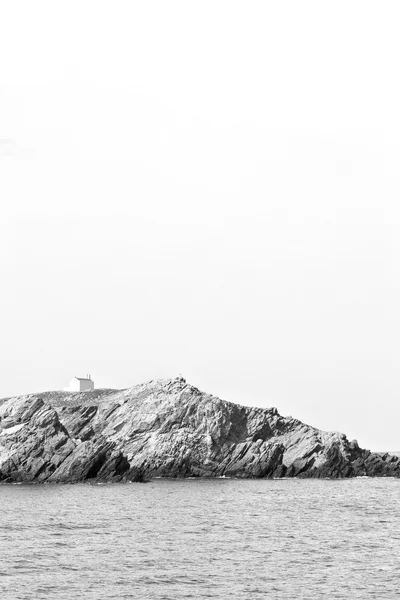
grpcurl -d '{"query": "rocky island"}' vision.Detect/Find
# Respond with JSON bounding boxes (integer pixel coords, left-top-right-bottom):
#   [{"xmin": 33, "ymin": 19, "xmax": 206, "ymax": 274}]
[{"xmin": 0, "ymin": 377, "xmax": 398, "ymax": 483}]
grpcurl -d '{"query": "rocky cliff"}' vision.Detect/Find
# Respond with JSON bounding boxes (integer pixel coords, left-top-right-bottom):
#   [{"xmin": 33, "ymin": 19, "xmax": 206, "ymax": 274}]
[{"xmin": 0, "ymin": 377, "xmax": 398, "ymax": 483}]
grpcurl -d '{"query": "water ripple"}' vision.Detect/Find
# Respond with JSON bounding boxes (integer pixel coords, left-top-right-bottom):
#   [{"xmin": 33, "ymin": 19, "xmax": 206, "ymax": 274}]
[{"xmin": 1, "ymin": 479, "xmax": 400, "ymax": 599}]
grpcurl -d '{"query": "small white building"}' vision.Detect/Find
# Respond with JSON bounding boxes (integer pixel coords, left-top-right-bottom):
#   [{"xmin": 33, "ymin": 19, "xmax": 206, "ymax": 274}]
[{"xmin": 63, "ymin": 375, "xmax": 94, "ymax": 392}]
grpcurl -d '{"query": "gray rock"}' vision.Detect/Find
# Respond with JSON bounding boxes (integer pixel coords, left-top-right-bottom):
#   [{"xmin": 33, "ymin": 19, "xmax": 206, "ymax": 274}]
[{"xmin": 0, "ymin": 377, "xmax": 398, "ymax": 483}]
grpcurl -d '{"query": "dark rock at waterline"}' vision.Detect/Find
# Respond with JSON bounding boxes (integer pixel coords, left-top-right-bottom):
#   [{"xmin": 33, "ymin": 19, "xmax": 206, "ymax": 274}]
[{"xmin": 0, "ymin": 378, "xmax": 399, "ymax": 483}]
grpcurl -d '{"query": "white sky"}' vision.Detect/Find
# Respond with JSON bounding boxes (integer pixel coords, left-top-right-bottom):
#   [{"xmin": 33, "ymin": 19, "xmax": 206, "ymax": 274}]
[{"xmin": 1, "ymin": 1, "xmax": 400, "ymax": 451}]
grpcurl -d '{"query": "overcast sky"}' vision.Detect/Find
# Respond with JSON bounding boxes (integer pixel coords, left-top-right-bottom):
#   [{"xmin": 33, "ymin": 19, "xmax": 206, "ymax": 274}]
[{"xmin": 1, "ymin": 1, "xmax": 400, "ymax": 451}]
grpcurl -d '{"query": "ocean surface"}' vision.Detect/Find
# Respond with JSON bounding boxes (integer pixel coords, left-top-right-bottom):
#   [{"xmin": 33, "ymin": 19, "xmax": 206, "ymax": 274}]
[{"xmin": 1, "ymin": 478, "xmax": 399, "ymax": 599}]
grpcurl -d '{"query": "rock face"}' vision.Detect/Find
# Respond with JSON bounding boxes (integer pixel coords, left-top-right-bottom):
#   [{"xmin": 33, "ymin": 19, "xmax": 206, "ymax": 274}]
[{"xmin": 0, "ymin": 377, "xmax": 399, "ymax": 483}]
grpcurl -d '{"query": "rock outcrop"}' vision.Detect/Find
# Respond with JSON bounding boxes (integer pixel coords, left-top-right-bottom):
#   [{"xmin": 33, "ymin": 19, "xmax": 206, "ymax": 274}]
[{"xmin": 0, "ymin": 377, "xmax": 398, "ymax": 483}]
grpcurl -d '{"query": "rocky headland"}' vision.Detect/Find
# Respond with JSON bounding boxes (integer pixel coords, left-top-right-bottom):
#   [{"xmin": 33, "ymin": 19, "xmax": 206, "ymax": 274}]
[{"xmin": 0, "ymin": 377, "xmax": 398, "ymax": 483}]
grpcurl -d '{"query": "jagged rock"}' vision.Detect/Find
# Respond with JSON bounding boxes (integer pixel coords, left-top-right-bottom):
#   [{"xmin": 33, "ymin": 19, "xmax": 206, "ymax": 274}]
[
  {"xmin": 0, "ymin": 377, "xmax": 399, "ymax": 483},
  {"xmin": 0, "ymin": 396, "xmax": 75, "ymax": 482}
]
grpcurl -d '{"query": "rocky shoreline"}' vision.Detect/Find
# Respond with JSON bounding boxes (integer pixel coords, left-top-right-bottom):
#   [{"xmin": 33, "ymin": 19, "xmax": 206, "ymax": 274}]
[{"xmin": 0, "ymin": 377, "xmax": 398, "ymax": 483}]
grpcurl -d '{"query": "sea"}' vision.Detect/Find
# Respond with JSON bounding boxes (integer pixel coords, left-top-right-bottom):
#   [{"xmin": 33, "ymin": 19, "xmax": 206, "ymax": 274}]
[{"xmin": 1, "ymin": 478, "xmax": 399, "ymax": 599}]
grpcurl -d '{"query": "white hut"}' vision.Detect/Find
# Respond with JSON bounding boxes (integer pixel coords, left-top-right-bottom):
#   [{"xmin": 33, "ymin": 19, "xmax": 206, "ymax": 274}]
[{"xmin": 63, "ymin": 374, "xmax": 94, "ymax": 392}]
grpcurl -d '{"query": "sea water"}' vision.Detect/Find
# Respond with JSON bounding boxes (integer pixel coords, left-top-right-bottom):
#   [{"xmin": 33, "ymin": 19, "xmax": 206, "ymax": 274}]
[{"xmin": 1, "ymin": 478, "xmax": 399, "ymax": 599}]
